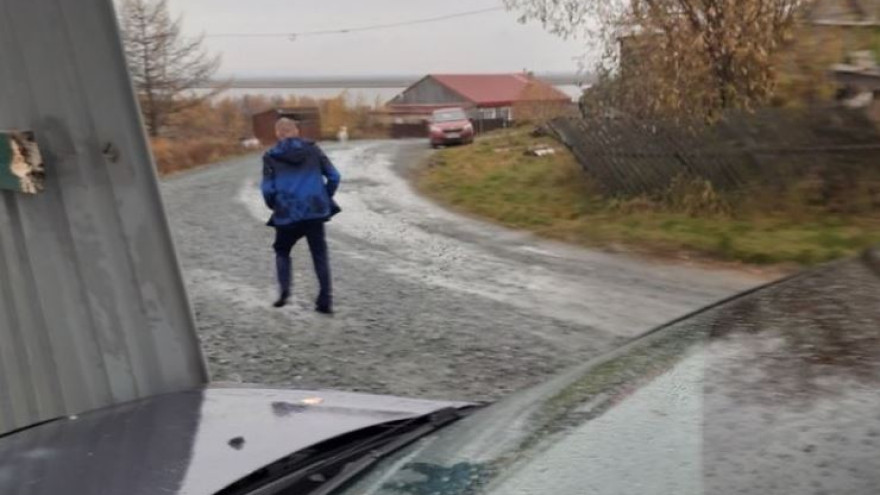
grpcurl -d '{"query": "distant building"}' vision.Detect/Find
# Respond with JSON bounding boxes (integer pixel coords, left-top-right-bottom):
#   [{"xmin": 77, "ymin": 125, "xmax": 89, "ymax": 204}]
[
  {"xmin": 807, "ymin": 0, "xmax": 880, "ymax": 119},
  {"xmin": 385, "ymin": 73, "xmax": 573, "ymax": 125},
  {"xmin": 252, "ymin": 107, "xmax": 322, "ymax": 146},
  {"xmin": 805, "ymin": 0, "xmax": 880, "ymax": 64},
  {"xmin": 808, "ymin": 0, "xmax": 880, "ymax": 26}
]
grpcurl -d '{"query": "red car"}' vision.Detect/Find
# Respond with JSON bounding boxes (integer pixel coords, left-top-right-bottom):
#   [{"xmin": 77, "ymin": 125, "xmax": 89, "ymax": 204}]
[{"xmin": 428, "ymin": 107, "xmax": 474, "ymax": 148}]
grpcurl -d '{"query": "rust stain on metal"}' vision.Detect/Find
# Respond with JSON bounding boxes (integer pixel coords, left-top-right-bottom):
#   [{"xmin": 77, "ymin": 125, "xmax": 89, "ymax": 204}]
[{"xmin": 0, "ymin": 131, "xmax": 45, "ymax": 194}]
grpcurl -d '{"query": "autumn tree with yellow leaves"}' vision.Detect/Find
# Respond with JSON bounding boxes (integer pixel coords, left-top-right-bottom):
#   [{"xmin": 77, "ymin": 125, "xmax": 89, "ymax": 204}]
[{"xmin": 506, "ymin": 0, "xmax": 808, "ymax": 120}]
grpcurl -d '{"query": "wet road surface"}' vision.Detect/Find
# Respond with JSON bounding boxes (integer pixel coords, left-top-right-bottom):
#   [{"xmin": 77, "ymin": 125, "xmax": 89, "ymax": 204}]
[{"xmin": 161, "ymin": 140, "xmax": 766, "ymax": 402}]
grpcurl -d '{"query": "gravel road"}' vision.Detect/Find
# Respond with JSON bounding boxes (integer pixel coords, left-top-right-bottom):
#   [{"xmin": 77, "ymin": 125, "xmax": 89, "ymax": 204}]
[{"xmin": 161, "ymin": 140, "xmax": 765, "ymax": 402}]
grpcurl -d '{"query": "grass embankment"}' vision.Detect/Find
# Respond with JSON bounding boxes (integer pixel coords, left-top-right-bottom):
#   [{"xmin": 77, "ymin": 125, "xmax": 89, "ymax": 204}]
[
  {"xmin": 151, "ymin": 137, "xmax": 252, "ymax": 176},
  {"xmin": 417, "ymin": 128, "xmax": 880, "ymax": 266}
]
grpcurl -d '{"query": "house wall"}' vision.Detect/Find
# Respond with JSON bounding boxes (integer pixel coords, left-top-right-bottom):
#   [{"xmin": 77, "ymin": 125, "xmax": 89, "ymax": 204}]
[
  {"xmin": 810, "ymin": 0, "xmax": 880, "ymax": 24},
  {"xmin": 807, "ymin": 0, "xmax": 880, "ymax": 56},
  {"xmin": 475, "ymin": 106, "xmax": 513, "ymax": 121},
  {"xmin": 390, "ymin": 77, "xmax": 469, "ymax": 106},
  {"xmin": 774, "ymin": 5, "xmax": 880, "ymax": 105}
]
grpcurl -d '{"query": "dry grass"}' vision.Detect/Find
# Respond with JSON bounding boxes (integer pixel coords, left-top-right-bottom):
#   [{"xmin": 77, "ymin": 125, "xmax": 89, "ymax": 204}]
[
  {"xmin": 151, "ymin": 137, "xmax": 248, "ymax": 176},
  {"xmin": 417, "ymin": 129, "xmax": 880, "ymax": 266}
]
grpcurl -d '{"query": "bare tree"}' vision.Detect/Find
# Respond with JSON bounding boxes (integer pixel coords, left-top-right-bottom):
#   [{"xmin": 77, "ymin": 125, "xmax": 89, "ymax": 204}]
[
  {"xmin": 506, "ymin": 0, "xmax": 808, "ymax": 120},
  {"xmin": 119, "ymin": 0, "xmax": 221, "ymax": 136}
]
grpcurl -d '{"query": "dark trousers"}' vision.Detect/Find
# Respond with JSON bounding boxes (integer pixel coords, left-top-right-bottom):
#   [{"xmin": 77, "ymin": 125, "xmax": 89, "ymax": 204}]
[{"xmin": 273, "ymin": 220, "xmax": 332, "ymax": 308}]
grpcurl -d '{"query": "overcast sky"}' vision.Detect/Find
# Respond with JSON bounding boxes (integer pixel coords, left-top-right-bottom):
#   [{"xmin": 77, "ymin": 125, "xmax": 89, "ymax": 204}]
[{"xmin": 164, "ymin": 0, "xmax": 589, "ymax": 78}]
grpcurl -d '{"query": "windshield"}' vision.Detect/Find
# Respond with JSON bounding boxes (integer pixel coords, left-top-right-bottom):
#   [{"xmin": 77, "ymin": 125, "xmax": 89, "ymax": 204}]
[
  {"xmin": 431, "ymin": 109, "xmax": 468, "ymax": 122},
  {"xmin": 333, "ymin": 253, "xmax": 880, "ymax": 495}
]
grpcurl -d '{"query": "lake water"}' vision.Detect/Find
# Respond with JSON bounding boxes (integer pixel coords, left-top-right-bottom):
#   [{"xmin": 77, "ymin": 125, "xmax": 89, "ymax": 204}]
[{"xmin": 201, "ymin": 85, "xmax": 585, "ymax": 106}]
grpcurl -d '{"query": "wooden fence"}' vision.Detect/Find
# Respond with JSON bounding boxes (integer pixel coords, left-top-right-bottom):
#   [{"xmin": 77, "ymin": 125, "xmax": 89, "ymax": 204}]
[
  {"xmin": 548, "ymin": 108, "xmax": 880, "ymax": 197},
  {"xmin": 390, "ymin": 123, "xmax": 428, "ymax": 139},
  {"xmin": 473, "ymin": 118, "xmax": 509, "ymax": 134}
]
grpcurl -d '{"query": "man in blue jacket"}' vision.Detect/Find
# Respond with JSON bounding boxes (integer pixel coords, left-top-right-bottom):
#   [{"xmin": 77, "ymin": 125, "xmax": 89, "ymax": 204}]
[{"xmin": 261, "ymin": 118, "xmax": 341, "ymax": 313}]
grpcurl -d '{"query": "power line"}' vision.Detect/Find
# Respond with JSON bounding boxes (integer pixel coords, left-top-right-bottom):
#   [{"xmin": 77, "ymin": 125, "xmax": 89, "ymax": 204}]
[{"xmin": 204, "ymin": 6, "xmax": 506, "ymax": 40}]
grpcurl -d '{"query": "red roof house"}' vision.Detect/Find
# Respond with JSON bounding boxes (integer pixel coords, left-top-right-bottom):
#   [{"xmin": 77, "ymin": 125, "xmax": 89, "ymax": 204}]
[{"xmin": 387, "ymin": 73, "xmax": 573, "ymax": 121}]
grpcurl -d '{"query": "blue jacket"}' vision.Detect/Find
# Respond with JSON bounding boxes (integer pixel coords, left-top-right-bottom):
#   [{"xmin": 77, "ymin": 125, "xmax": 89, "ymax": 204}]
[{"xmin": 261, "ymin": 138, "xmax": 342, "ymax": 227}]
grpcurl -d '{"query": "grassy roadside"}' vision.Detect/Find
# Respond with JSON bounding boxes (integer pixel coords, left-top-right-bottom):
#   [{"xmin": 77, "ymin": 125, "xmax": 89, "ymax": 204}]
[
  {"xmin": 151, "ymin": 137, "xmax": 253, "ymax": 176},
  {"xmin": 416, "ymin": 128, "xmax": 880, "ymax": 266}
]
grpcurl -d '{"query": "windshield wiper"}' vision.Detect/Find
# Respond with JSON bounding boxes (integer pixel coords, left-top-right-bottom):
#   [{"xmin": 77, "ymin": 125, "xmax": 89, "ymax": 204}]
[{"xmin": 219, "ymin": 406, "xmax": 476, "ymax": 495}]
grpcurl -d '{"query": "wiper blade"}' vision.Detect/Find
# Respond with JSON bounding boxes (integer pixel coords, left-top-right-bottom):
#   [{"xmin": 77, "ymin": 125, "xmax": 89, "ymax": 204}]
[
  {"xmin": 304, "ymin": 408, "xmax": 465, "ymax": 495},
  {"xmin": 221, "ymin": 407, "xmax": 475, "ymax": 495}
]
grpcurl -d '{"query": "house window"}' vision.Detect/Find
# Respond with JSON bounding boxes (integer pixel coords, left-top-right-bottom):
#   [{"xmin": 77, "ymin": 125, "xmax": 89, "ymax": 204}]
[{"xmin": 480, "ymin": 108, "xmax": 498, "ymax": 119}]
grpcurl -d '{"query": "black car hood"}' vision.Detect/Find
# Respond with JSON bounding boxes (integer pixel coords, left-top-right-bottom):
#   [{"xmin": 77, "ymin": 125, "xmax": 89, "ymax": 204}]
[
  {"xmin": 333, "ymin": 250, "xmax": 880, "ymax": 495},
  {"xmin": 0, "ymin": 386, "xmax": 467, "ymax": 495}
]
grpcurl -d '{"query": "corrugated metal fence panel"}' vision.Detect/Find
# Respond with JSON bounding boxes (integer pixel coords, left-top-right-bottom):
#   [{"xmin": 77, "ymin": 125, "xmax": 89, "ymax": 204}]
[{"xmin": 0, "ymin": 0, "xmax": 208, "ymax": 435}]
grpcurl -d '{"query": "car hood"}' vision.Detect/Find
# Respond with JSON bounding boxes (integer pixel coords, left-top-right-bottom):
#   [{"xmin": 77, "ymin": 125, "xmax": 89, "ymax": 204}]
[
  {"xmin": 0, "ymin": 386, "xmax": 468, "ymax": 495},
  {"xmin": 486, "ymin": 250, "xmax": 880, "ymax": 494},
  {"xmin": 336, "ymin": 249, "xmax": 880, "ymax": 495}
]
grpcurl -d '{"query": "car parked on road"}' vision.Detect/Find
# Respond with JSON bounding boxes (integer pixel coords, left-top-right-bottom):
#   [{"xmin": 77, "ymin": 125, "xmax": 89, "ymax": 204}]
[
  {"xmin": 2, "ymin": 249, "xmax": 878, "ymax": 495},
  {"xmin": 428, "ymin": 107, "xmax": 474, "ymax": 148}
]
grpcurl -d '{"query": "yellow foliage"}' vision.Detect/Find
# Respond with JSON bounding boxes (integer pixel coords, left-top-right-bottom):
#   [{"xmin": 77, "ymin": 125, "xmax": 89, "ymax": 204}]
[
  {"xmin": 150, "ymin": 137, "xmax": 244, "ymax": 175},
  {"xmin": 320, "ymin": 93, "xmax": 350, "ymax": 137},
  {"xmin": 513, "ymin": 80, "xmax": 573, "ymax": 124},
  {"xmin": 149, "ymin": 90, "xmax": 388, "ymax": 174}
]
